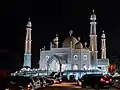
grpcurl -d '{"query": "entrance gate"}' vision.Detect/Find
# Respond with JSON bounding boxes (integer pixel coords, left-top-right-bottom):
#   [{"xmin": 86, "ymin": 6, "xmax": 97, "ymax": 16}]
[{"xmin": 47, "ymin": 54, "xmax": 68, "ymax": 76}]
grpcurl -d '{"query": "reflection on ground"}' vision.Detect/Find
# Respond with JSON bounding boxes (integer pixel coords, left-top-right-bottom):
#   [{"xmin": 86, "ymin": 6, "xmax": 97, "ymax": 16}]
[{"xmin": 42, "ymin": 82, "xmax": 118, "ymax": 90}]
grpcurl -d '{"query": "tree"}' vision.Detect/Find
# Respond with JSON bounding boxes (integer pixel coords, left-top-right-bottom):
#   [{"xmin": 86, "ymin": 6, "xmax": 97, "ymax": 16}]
[{"xmin": 108, "ymin": 64, "xmax": 115, "ymax": 73}]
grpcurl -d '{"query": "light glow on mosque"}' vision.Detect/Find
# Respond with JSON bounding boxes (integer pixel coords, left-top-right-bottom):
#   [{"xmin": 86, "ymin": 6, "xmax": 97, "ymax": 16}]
[
  {"xmin": 38, "ymin": 10, "xmax": 109, "ymax": 74},
  {"xmin": 22, "ymin": 10, "xmax": 110, "ymax": 77}
]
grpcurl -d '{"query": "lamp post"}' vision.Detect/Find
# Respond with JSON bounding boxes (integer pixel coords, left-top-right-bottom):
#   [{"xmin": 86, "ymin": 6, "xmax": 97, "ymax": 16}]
[
  {"xmin": 47, "ymin": 64, "xmax": 49, "ymax": 75},
  {"xmin": 80, "ymin": 46, "xmax": 82, "ymax": 70},
  {"xmin": 59, "ymin": 62, "xmax": 62, "ymax": 78}
]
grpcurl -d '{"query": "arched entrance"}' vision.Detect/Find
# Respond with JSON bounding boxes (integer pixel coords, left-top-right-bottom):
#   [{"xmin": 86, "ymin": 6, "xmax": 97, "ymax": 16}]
[
  {"xmin": 47, "ymin": 54, "xmax": 68, "ymax": 75},
  {"xmin": 49, "ymin": 59, "xmax": 60, "ymax": 71}
]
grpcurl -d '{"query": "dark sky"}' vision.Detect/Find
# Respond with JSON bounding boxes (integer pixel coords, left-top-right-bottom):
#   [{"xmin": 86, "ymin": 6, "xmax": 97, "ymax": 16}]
[{"xmin": 0, "ymin": 0, "xmax": 120, "ymax": 69}]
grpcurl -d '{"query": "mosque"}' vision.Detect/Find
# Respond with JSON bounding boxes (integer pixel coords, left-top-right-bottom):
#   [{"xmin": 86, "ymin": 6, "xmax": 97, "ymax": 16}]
[
  {"xmin": 39, "ymin": 10, "xmax": 109, "ymax": 73},
  {"xmin": 23, "ymin": 10, "xmax": 109, "ymax": 74}
]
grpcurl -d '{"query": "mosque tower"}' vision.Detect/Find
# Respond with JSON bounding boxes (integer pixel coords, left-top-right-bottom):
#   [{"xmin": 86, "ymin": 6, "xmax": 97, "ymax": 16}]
[
  {"xmin": 53, "ymin": 34, "xmax": 59, "ymax": 48},
  {"xmin": 89, "ymin": 10, "xmax": 98, "ymax": 69},
  {"xmin": 101, "ymin": 30, "xmax": 106, "ymax": 59},
  {"xmin": 23, "ymin": 18, "xmax": 32, "ymax": 68}
]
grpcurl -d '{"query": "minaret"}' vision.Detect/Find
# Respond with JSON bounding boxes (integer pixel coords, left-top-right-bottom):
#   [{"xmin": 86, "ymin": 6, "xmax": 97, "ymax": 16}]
[
  {"xmin": 101, "ymin": 30, "xmax": 106, "ymax": 59},
  {"xmin": 50, "ymin": 42, "xmax": 53, "ymax": 49},
  {"xmin": 53, "ymin": 34, "xmax": 59, "ymax": 48},
  {"xmin": 89, "ymin": 10, "xmax": 98, "ymax": 69},
  {"xmin": 23, "ymin": 18, "xmax": 32, "ymax": 68}
]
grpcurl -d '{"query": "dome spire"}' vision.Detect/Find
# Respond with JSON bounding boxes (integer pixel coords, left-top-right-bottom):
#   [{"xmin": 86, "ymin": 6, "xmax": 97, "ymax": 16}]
[
  {"xmin": 90, "ymin": 9, "xmax": 96, "ymax": 21},
  {"xmin": 28, "ymin": 17, "xmax": 30, "ymax": 22},
  {"xmin": 101, "ymin": 29, "xmax": 106, "ymax": 38},
  {"xmin": 53, "ymin": 33, "xmax": 59, "ymax": 48},
  {"xmin": 103, "ymin": 30, "xmax": 104, "ymax": 33},
  {"xmin": 84, "ymin": 42, "xmax": 87, "ymax": 48},
  {"xmin": 56, "ymin": 33, "xmax": 58, "ymax": 37},
  {"xmin": 92, "ymin": 9, "xmax": 95, "ymax": 14},
  {"xmin": 69, "ymin": 29, "xmax": 73, "ymax": 36},
  {"xmin": 78, "ymin": 37, "xmax": 81, "ymax": 42},
  {"xmin": 27, "ymin": 17, "xmax": 32, "ymax": 28}
]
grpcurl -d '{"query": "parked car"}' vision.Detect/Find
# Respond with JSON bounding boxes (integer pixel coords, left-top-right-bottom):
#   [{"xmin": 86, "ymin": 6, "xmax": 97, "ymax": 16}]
[
  {"xmin": 6, "ymin": 81, "xmax": 24, "ymax": 90},
  {"xmin": 46, "ymin": 76, "xmax": 61, "ymax": 84},
  {"xmin": 56, "ymin": 77, "xmax": 62, "ymax": 83},
  {"xmin": 49, "ymin": 72, "xmax": 57, "ymax": 77},
  {"xmin": 69, "ymin": 75, "xmax": 76, "ymax": 81},
  {"xmin": 32, "ymin": 76, "xmax": 41, "ymax": 89},
  {"xmin": 42, "ymin": 76, "xmax": 54, "ymax": 86},
  {"xmin": 62, "ymin": 75, "xmax": 68, "ymax": 81},
  {"xmin": 77, "ymin": 74, "xmax": 113, "ymax": 89},
  {"xmin": 112, "ymin": 72, "xmax": 120, "ymax": 83},
  {"xmin": 6, "ymin": 76, "xmax": 41, "ymax": 90},
  {"xmin": 112, "ymin": 76, "xmax": 120, "ymax": 83},
  {"xmin": 39, "ymin": 76, "xmax": 46, "ymax": 88}
]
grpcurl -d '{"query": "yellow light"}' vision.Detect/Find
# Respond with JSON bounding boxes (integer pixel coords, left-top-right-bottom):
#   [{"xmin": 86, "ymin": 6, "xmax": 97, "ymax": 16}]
[
  {"xmin": 92, "ymin": 39, "xmax": 94, "ymax": 51},
  {"xmin": 27, "ymin": 84, "xmax": 30, "ymax": 88}
]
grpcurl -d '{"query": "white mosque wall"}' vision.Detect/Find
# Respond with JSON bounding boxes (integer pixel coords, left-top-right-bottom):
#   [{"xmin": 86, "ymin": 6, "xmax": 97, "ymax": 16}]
[
  {"xmin": 39, "ymin": 47, "xmax": 109, "ymax": 72},
  {"xmin": 72, "ymin": 50, "xmax": 91, "ymax": 70},
  {"xmin": 51, "ymin": 48, "xmax": 71, "ymax": 53},
  {"xmin": 97, "ymin": 58, "xmax": 109, "ymax": 72},
  {"xmin": 62, "ymin": 64, "xmax": 71, "ymax": 71},
  {"xmin": 39, "ymin": 50, "xmax": 51, "ymax": 70},
  {"xmin": 39, "ymin": 48, "xmax": 92, "ymax": 71}
]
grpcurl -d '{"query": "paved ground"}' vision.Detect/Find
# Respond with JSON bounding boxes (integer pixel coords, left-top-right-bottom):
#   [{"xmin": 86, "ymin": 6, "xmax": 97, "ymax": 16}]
[{"xmin": 42, "ymin": 82, "xmax": 119, "ymax": 90}]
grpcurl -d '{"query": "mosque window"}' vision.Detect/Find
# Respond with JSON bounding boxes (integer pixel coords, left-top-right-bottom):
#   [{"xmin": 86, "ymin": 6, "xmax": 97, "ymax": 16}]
[
  {"xmin": 83, "ymin": 55, "xmax": 87, "ymax": 60},
  {"xmin": 73, "ymin": 64, "xmax": 78, "ymax": 70},
  {"xmin": 82, "ymin": 64, "xmax": 87, "ymax": 70},
  {"xmin": 45, "ymin": 55, "xmax": 50, "ymax": 61},
  {"xmin": 73, "ymin": 54, "xmax": 78, "ymax": 60}
]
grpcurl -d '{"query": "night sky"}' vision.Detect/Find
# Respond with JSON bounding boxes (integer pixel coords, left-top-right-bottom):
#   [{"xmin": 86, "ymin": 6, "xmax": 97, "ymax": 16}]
[{"xmin": 0, "ymin": 0, "xmax": 120, "ymax": 70}]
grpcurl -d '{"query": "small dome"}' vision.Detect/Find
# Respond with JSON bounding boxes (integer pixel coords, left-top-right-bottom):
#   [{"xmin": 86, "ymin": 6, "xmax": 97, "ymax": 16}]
[
  {"xmin": 62, "ymin": 36, "xmax": 78, "ymax": 48},
  {"xmin": 75, "ymin": 42, "xmax": 83, "ymax": 49},
  {"xmin": 75, "ymin": 37, "xmax": 83, "ymax": 49}
]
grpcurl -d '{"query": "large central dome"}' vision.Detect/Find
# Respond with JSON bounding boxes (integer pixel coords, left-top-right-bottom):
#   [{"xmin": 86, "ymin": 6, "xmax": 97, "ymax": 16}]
[{"xmin": 62, "ymin": 30, "xmax": 78, "ymax": 48}]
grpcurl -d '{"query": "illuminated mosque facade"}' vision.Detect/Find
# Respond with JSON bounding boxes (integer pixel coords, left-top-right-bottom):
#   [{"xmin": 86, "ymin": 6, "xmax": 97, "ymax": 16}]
[
  {"xmin": 23, "ymin": 10, "xmax": 109, "ymax": 73},
  {"xmin": 38, "ymin": 10, "xmax": 109, "ymax": 72}
]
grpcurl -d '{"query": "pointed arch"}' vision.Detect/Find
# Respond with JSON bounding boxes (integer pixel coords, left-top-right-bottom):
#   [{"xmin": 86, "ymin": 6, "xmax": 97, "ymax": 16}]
[{"xmin": 47, "ymin": 54, "xmax": 68, "ymax": 64}]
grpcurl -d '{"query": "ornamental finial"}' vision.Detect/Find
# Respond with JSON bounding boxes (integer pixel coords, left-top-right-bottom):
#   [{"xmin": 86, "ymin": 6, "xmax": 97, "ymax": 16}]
[
  {"xmin": 27, "ymin": 17, "xmax": 32, "ymax": 27},
  {"xmin": 78, "ymin": 37, "xmax": 81, "ymax": 41},
  {"xmin": 92, "ymin": 9, "xmax": 94, "ymax": 14},
  {"xmin": 85, "ymin": 42, "xmax": 87, "ymax": 47},
  {"xmin": 69, "ymin": 29, "xmax": 73, "ymax": 36},
  {"xmin": 102, "ymin": 30, "xmax": 104, "ymax": 33},
  {"xmin": 101, "ymin": 29, "xmax": 106, "ymax": 38},
  {"xmin": 56, "ymin": 34, "xmax": 58, "ymax": 37},
  {"xmin": 28, "ymin": 17, "xmax": 31, "ymax": 22},
  {"xmin": 90, "ymin": 9, "xmax": 96, "ymax": 21}
]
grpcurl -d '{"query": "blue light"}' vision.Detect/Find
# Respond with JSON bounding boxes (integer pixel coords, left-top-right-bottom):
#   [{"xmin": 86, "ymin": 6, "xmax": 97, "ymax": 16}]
[{"xmin": 75, "ymin": 73, "xmax": 80, "ymax": 80}]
